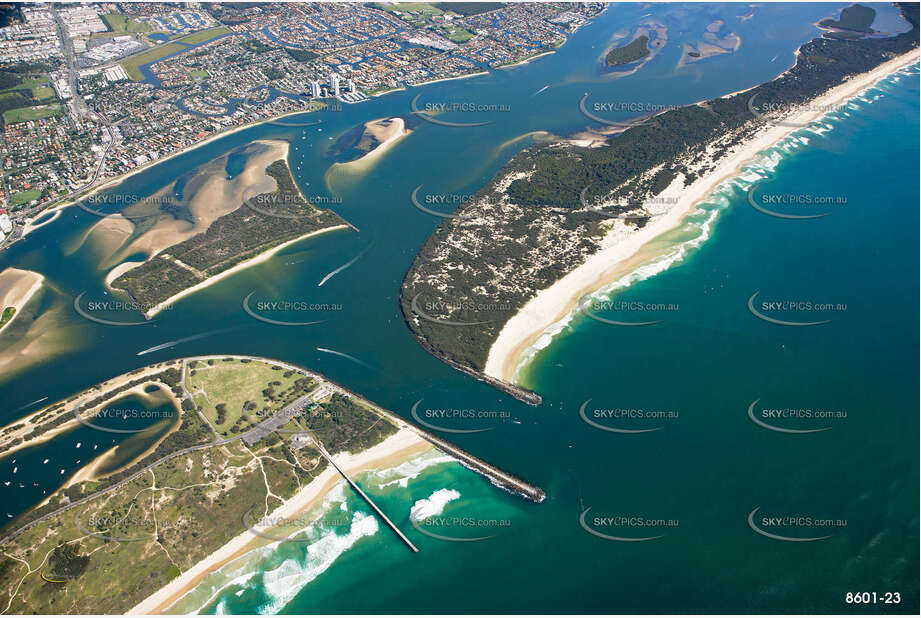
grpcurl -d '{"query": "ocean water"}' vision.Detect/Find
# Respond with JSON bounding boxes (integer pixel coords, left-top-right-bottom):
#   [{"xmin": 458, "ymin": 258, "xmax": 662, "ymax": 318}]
[{"xmin": 0, "ymin": 3, "xmax": 917, "ymax": 613}]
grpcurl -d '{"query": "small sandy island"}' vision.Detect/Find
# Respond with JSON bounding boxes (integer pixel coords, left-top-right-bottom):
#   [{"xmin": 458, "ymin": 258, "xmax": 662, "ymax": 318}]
[
  {"xmin": 331, "ymin": 117, "xmax": 411, "ymax": 175},
  {"xmin": 129, "ymin": 427, "xmax": 433, "ymax": 614},
  {"xmin": 484, "ymin": 49, "xmax": 921, "ymax": 384},
  {"xmin": 0, "ymin": 267, "xmax": 44, "ymax": 335}
]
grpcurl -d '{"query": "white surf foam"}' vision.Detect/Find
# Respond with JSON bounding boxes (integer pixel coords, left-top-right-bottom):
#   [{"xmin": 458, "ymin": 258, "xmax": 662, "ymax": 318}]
[
  {"xmin": 509, "ymin": 65, "xmax": 918, "ymax": 383},
  {"xmin": 409, "ymin": 488, "xmax": 461, "ymax": 522},
  {"xmin": 259, "ymin": 511, "xmax": 379, "ymax": 613}
]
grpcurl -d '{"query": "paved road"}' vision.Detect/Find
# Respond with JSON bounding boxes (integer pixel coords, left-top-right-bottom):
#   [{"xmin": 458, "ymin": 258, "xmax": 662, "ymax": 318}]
[{"xmin": 0, "ymin": 369, "xmax": 316, "ymax": 548}]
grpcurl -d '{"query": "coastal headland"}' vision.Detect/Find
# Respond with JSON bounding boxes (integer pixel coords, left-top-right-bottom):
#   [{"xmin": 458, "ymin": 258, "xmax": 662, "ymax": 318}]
[
  {"xmin": 0, "ymin": 355, "xmax": 544, "ymax": 614},
  {"xmin": 400, "ymin": 3, "xmax": 920, "ymax": 400}
]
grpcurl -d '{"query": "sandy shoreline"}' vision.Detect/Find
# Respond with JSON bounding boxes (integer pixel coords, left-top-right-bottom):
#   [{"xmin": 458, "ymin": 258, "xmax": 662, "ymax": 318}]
[
  {"xmin": 15, "ymin": 108, "xmax": 327, "ymax": 244},
  {"xmin": 129, "ymin": 428, "xmax": 434, "ymax": 614},
  {"xmin": 0, "ymin": 361, "xmax": 182, "ymax": 460},
  {"xmin": 143, "ymin": 223, "xmax": 350, "ymax": 319},
  {"xmin": 329, "ymin": 117, "xmax": 411, "ymax": 177},
  {"xmin": 0, "ymin": 268, "xmax": 44, "ymax": 335},
  {"xmin": 484, "ymin": 50, "xmax": 921, "ymax": 384},
  {"xmin": 412, "ymin": 70, "xmax": 488, "ymax": 87}
]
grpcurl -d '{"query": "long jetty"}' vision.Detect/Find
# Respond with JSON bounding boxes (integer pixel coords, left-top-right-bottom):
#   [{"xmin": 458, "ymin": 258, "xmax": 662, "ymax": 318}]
[{"xmin": 313, "ymin": 441, "xmax": 419, "ymax": 553}]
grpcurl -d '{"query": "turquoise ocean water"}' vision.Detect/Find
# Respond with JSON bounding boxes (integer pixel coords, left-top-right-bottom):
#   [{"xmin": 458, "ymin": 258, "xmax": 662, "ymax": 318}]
[{"xmin": 0, "ymin": 3, "xmax": 916, "ymax": 613}]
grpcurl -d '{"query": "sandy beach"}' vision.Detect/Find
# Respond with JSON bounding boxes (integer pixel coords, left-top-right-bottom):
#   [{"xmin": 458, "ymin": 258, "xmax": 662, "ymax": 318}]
[
  {"xmin": 109, "ymin": 139, "xmax": 288, "ymax": 272},
  {"xmin": 143, "ymin": 223, "xmax": 349, "ymax": 319},
  {"xmin": 0, "ymin": 268, "xmax": 44, "ymax": 335},
  {"xmin": 129, "ymin": 428, "xmax": 434, "ymax": 615},
  {"xmin": 14, "ymin": 107, "xmax": 329, "ymax": 245},
  {"xmin": 484, "ymin": 49, "xmax": 920, "ymax": 384},
  {"xmin": 0, "ymin": 361, "xmax": 183, "ymax": 460},
  {"xmin": 412, "ymin": 70, "xmax": 488, "ymax": 87},
  {"xmin": 330, "ymin": 117, "xmax": 411, "ymax": 176}
]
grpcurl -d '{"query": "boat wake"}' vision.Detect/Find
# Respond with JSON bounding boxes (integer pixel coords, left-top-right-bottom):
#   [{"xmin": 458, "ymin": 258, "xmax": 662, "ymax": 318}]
[{"xmin": 137, "ymin": 329, "xmax": 233, "ymax": 356}]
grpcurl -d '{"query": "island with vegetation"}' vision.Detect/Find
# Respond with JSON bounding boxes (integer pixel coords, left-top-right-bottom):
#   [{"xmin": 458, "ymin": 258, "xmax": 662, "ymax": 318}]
[
  {"xmin": 0, "ymin": 355, "xmax": 544, "ymax": 614},
  {"xmin": 819, "ymin": 3, "xmax": 877, "ymax": 34},
  {"xmin": 400, "ymin": 3, "xmax": 919, "ymax": 402},
  {"xmin": 109, "ymin": 151, "xmax": 349, "ymax": 318},
  {"xmin": 605, "ymin": 34, "xmax": 650, "ymax": 66}
]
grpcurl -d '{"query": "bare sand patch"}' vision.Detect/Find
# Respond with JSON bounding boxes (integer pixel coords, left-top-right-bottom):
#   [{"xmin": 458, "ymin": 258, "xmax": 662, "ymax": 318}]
[
  {"xmin": 485, "ymin": 50, "xmax": 921, "ymax": 384},
  {"xmin": 0, "ymin": 268, "xmax": 44, "ymax": 335},
  {"xmin": 130, "ymin": 428, "xmax": 433, "ymax": 614},
  {"xmin": 329, "ymin": 117, "xmax": 411, "ymax": 177}
]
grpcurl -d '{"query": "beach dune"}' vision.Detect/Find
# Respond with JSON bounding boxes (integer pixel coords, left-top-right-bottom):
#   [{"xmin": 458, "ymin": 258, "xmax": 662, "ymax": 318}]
[
  {"xmin": 129, "ymin": 428, "xmax": 433, "ymax": 615},
  {"xmin": 484, "ymin": 50, "xmax": 921, "ymax": 384}
]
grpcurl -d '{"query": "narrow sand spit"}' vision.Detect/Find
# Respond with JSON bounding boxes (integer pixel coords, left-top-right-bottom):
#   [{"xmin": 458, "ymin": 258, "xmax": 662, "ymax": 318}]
[{"xmin": 0, "ymin": 268, "xmax": 44, "ymax": 335}]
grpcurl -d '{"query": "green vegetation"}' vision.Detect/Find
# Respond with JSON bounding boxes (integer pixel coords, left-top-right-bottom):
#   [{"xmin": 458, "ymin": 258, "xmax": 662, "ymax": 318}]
[
  {"xmin": 0, "ymin": 75, "xmax": 48, "ymax": 93},
  {"xmin": 285, "ymin": 47, "xmax": 319, "ymax": 63},
  {"xmin": 820, "ymin": 4, "xmax": 876, "ymax": 33},
  {"xmin": 172, "ymin": 25, "xmax": 232, "ymax": 44},
  {"xmin": 0, "ymin": 357, "xmax": 410, "ymax": 613},
  {"xmin": 120, "ymin": 43, "xmax": 184, "ymax": 81},
  {"xmin": 306, "ymin": 394, "xmax": 397, "ymax": 454},
  {"xmin": 2, "ymin": 104, "xmax": 62, "ymax": 124},
  {"xmin": 241, "ymin": 39, "xmax": 273, "ymax": 54},
  {"xmin": 101, "ymin": 12, "xmax": 151, "ymax": 34},
  {"xmin": 605, "ymin": 34, "xmax": 650, "ymax": 66},
  {"xmin": 435, "ymin": 2, "xmax": 505, "ymax": 15},
  {"xmin": 46, "ymin": 543, "xmax": 90, "ymax": 580},
  {"xmin": 111, "ymin": 158, "xmax": 347, "ymax": 310},
  {"xmin": 401, "ymin": 3, "xmax": 920, "ymax": 375},
  {"xmin": 30, "ymin": 85, "xmax": 55, "ymax": 100},
  {"xmin": 9, "ymin": 189, "xmax": 41, "ymax": 206},
  {"xmin": 374, "ymin": 3, "xmax": 443, "ymax": 16},
  {"xmin": 0, "ymin": 91, "xmax": 29, "ymax": 112},
  {"xmin": 189, "ymin": 69, "xmax": 209, "ymax": 79},
  {"xmin": 440, "ymin": 25, "xmax": 475, "ymax": 43},
  {"xmin": 0, "ymin": 61, "xmax": 59, "ymax": 92},
  {"xmin": 0, "ymin": 306, "xmax": 14, "ymax": 328},
  {"xmin": 187, "ymin": 359, "xmax": 317, "ymax": 436},
  {"xmin": 0, "ymin": 76, "xmax": 59, "ymax": 124}
]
